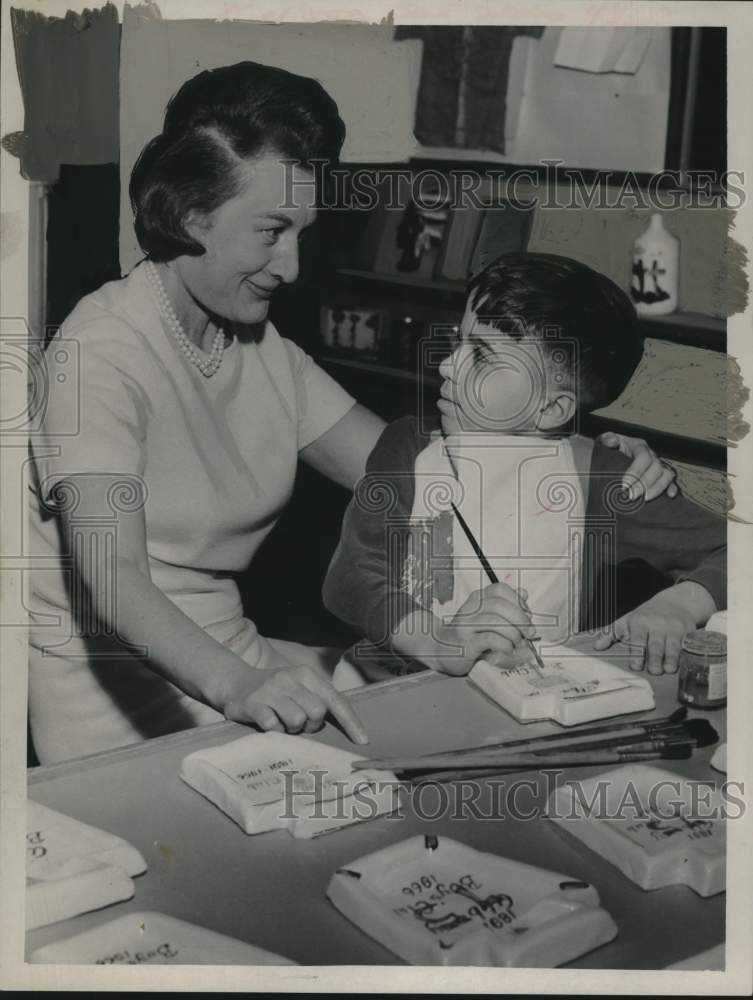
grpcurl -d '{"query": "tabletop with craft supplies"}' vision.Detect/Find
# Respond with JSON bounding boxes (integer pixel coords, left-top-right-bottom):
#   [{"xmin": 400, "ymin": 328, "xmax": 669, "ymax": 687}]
[{"xmin": 26, "ymin": 637, "xmax": 728, "ymax": 969}]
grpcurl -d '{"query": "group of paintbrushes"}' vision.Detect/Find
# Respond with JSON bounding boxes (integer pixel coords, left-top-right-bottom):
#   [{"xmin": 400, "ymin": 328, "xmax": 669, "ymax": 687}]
[{"xmin": 352, "ymin": 707, "xmax": 718, "ymax": 784}]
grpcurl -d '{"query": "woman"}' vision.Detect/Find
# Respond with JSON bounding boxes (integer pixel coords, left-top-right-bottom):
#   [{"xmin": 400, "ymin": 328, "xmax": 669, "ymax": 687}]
[{"xmin": 29, "ymin": 61, "xmax": 674, "ymax": 765}]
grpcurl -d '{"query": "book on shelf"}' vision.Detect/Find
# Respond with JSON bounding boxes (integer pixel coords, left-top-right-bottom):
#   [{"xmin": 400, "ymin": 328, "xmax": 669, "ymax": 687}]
[
  {"xmin": 468, "ymin": 200, "xmax": 536, "ymax": 279},
  {"xmin": 436, "ymin": 205, "xmax": 484, "ymax": 282},
  {"xmin": 348, "ymin": 200, "xmax": 388, "ymax": 271}
]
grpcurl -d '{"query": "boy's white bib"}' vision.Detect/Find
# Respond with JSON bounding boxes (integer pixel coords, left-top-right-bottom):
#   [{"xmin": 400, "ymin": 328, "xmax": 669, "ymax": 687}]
[{"xmin": 407, "ymin": 433, "xmax": 586, "ymax": 644}]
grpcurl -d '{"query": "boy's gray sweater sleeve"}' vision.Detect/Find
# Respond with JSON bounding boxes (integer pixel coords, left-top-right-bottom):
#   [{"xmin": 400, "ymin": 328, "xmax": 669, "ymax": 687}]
[{"xmin": 322, "ymin": 416, "xmax": 426, "ymax": 644}]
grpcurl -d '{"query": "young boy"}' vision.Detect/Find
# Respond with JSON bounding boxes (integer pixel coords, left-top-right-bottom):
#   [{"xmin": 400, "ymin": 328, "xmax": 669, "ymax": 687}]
[{"xmin": 323, "ymin": 253, "xmax": 725, "ymax": 683}]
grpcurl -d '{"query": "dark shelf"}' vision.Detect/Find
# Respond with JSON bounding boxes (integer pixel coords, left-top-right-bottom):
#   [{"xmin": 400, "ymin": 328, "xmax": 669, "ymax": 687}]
[
  {"xmin": 638, "ymin": 311, "xmax": 726, "ymax": 352},
  {"xmin": 336, "ymin": 267, "xmax": 466, "ymax": 297},
  {"xmin": 640, "ymin": 311, "xmax": 726, "ymax": 332},
  {"xmin": 334, "ymin": 269, "xmax": 726, "ymax": 351}
]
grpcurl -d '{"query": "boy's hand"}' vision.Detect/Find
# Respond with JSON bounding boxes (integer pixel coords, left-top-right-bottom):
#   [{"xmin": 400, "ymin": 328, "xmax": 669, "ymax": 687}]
[
  {"xmin": 599, "ymin": 431, "xmax": 678, "ymax": 501},
  {"xmin": 593, "ymin": 581, "xmax": 717, "ymax": 675},
  {"xmin": 221, "ymin": 663, "xmax": 370, "ymax": 744},
  {"xmin": 435, "ymin": 583, "xmax": 535, "ymax": 676}
]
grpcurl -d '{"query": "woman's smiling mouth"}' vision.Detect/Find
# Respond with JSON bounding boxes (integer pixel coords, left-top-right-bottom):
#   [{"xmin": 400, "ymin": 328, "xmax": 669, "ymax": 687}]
[{"xmin": 244, "ymin": 278, "xmax": 276, "ymax": 299}]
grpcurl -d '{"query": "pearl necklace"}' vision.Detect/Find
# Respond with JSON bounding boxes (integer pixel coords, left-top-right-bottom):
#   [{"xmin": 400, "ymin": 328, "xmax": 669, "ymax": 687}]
[{"xmin": 145, "ymin": 260, "xmax": 225, "ymax": 377}]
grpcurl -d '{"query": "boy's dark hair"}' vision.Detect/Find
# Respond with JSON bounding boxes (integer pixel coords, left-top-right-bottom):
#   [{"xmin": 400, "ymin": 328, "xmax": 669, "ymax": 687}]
[
  {"xmin": 130, "ymin": 61, "xmax": 345, "ymax": 261},
  {"xmin": 468, "ymin": 252, "xmax": 643, "ymax": 412}
]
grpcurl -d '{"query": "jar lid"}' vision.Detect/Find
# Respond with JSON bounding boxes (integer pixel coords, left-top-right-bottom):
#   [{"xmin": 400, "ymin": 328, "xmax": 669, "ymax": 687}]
[{"xmin": 681, "ymin": 629, "xmax": 727, "ymax": 655}]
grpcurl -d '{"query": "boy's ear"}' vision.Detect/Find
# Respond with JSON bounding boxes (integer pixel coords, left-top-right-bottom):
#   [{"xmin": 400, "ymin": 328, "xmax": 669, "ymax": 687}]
[{"xmin": 537, "ymin": 390, "xmax": 577, "ymax": 430}]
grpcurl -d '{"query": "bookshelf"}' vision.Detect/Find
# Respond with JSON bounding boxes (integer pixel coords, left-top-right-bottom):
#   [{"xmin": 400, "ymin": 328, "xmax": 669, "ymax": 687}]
[
  {"xmin": 317, "ymin": 265, "xmax": 727, "ymax": 472},
  {"xmin": 328, "ymin": 267, "xmax": 726, "ymax": 353},
  {"xmin": 313, "ymin": 162, "xmax": 729, "ymax": 475}
]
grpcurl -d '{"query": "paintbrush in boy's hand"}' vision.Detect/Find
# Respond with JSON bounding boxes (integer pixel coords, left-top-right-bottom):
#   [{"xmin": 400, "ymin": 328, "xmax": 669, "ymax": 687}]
[{"xmin": 450, "ymin": 500, "xmax": 546, "ymax": 676}]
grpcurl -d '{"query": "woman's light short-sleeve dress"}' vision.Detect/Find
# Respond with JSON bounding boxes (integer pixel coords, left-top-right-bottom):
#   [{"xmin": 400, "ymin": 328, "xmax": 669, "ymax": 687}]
[{"xmin": 29, "ymin": 262, "xmax": 355, "ymax": 764}]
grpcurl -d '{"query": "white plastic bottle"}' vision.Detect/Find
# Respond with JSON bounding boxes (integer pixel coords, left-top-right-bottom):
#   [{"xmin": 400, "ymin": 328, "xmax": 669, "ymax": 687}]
[{"xmin": 630, "ymin": 213, "xmax": 680, "ymax": 316}]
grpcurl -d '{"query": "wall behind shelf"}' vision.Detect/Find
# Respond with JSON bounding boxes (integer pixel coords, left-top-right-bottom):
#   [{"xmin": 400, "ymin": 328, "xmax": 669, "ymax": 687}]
[{"xmin": 524, "ymin": 197, "xmax": 744, "ymax": 320}]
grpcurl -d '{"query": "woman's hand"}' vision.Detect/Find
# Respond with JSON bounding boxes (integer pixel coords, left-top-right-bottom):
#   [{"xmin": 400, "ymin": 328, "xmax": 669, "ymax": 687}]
[
  {"xmin": 593, "ymin": 581, "xmax": 716, "ymax": 674},
  {"xmin": 56, "ymin": 475, "xmax": 369, "ymax": 745},
  {"xmin": 434, "ymin": 583, "xmax": 535, "ymax": 676},
  {"xmin": 599, "ymin": 431, "xmax": 678, "ymax": 501},
  {"xmin": 221, "ymin": 663, "xmax": 370, "ymax": 744}
]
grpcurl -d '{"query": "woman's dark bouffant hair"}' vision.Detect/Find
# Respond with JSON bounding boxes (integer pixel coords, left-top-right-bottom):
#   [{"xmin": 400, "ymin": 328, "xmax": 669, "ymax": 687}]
[
  {"xmin": 469, "ymin": 252, "xmax": 643, "ymax": 413},
  {"xmin": 129, "ymin": 61, "xmax": 346, "ymax": 261}
]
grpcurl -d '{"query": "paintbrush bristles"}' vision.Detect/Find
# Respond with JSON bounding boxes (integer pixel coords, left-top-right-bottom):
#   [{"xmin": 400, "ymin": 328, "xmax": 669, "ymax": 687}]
[{"xmin": 680, "ymin": 718, "xmax": 719, "ymax": 748}]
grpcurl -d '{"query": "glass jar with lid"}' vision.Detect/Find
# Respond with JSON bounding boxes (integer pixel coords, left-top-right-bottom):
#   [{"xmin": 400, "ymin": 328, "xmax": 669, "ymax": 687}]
[{"xmin": 677, "ymin": 629, "xmax": 727, "ymax": 709}]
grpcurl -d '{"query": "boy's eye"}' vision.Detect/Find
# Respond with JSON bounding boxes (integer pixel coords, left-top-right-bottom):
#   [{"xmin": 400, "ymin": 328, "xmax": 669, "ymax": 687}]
[{"xmin": 472, "ymin": 340, "xmax": 493, "ymax": 363}]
